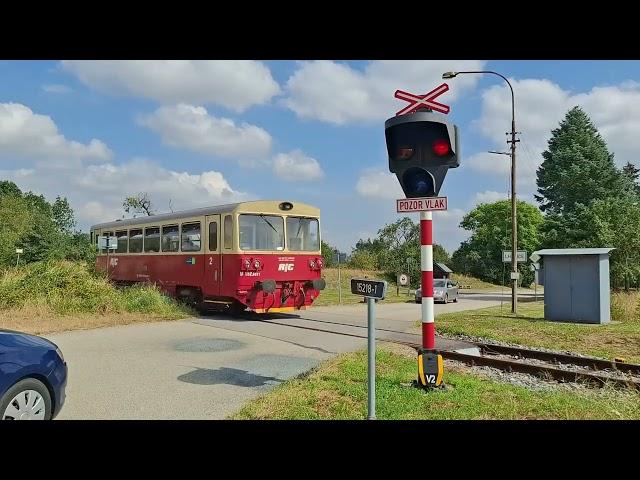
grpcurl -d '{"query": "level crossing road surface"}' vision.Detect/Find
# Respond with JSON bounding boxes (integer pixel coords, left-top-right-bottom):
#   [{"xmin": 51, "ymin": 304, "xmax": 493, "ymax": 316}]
[{"xmin": 48, "ymin": 292, "xmax": 510, "ymax": 419}]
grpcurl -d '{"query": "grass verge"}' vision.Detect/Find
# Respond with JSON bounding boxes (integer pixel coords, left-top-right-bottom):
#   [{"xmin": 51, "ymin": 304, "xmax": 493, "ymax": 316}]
[
  {"xmin": 432, "ymin": 293, "xmax": 640, "ymax": 363},
  {"xmin": 233, "ymin": 344, "xmax": 640, "ymax": 420},
  {"xmin": 314, "ymin": 268, "xmax": 415, "ymax": 306},
  {"xmin": 0, "ymin": 260, "xmax": 192, "ymax": 335}
]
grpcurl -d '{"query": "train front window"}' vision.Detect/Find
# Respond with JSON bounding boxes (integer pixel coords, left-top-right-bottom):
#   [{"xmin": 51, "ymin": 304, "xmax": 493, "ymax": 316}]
[
  {"xmin": 239, "ymin": 214, "xmax": 284, "ymax": 251},
  {"xmin": 286, "ymin": 217, "xmax": 320, "ymax": 251}
]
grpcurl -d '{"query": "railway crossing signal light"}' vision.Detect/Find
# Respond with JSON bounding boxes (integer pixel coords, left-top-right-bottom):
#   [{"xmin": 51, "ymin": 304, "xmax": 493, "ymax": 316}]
[{"xmin": 385, "ymin": 111, "xmax": 460, "ymax": 198}]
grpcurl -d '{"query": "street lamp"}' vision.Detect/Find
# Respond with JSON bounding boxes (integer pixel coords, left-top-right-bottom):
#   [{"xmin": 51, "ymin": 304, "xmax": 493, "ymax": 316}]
[{"xmin": 443, "ymin": 70, "xmax": 519, "ymax": 314}]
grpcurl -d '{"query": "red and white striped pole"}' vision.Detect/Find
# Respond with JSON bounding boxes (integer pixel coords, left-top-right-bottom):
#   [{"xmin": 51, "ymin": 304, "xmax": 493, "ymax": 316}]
[{"xmin": 421, "ymin": 211, "xmax": 435, "ymax": 349}]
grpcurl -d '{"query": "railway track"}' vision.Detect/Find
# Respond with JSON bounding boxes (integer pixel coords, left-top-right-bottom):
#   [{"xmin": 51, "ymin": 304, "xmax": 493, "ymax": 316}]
[{"xmin": 246, "ymin": 314, "xmax": 640, "ymax": 391}]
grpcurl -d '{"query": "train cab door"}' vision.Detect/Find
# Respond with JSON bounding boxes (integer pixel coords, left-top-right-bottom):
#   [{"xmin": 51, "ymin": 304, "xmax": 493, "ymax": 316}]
[{"xmin": 205, "ymin": 215, "xmax": 222, "ymax": 295}]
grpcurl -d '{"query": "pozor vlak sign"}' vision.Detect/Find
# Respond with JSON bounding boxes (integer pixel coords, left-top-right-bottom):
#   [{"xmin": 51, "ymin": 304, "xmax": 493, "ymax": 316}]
[{"xmin": 397, "ymin": 197, "xmax": 447, "ymax": 213}]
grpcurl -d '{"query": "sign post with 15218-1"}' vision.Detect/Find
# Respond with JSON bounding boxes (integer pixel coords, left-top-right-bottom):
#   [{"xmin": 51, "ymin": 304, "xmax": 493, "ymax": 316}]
[
  {"xmin": 350, "ymin": 277, "xmax": 388, "ymax": 421},
  {"xmin": 350, "ymin": 278, "xmax": 388, "ymax": 299}
]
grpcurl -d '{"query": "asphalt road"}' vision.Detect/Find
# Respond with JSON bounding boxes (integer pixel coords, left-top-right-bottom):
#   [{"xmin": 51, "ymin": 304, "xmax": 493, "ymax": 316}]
[{"xmin": 48, "ymin": 292, "xmax": 508, "ymax": 419}]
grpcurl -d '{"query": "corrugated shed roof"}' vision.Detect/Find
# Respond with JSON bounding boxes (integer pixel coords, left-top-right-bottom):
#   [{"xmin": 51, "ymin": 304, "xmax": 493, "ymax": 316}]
[
  {"xmin": 533, "ymin": 248, "xmax": 615, "ymax": 257},
  {"xmin": 435, "ymin": 262, "xmax": 453, "ymax": 273}
]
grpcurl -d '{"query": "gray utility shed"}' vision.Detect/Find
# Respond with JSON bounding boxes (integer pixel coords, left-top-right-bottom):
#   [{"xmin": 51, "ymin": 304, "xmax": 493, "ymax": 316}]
[
  {"xmin": 434, "ymin": 263, "xmax": 453, "ymax": 279},
  {"xmin": 532, "ymin": 248, "xmax": 614, "ymax": 324}
]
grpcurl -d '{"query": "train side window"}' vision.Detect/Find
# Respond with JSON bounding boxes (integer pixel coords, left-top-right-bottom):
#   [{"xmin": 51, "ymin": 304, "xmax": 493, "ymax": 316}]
[
  {"xmin": 115, "ymin": 230, "xmax": 128, "ymax": 253},
  {"xmin": 101, "ymin": 231, "xmax": 113, "ymax": 254},
  {"xmin": 181, "ymin": 222, "xmax": 201, "ymax": 252},
  {"xmin": 224, "ymin": 215, "xmax": 232, "ymax": 249},
  {"xmin": 209, "ymin": 222, "xmax": 218, "ymax": 251},
  {"xmin": 90, "ymin": 231, "xmax": 94, "ymax": 245},
  {"xmin": 129, "ymin": 229, "xmax": 143, "ymax": 253},
  {"xmin": 144, "ymin": 227, "xmax": 161, "ymax": 252},
  {"xmin": 162, "ymin": 225, "xmax": 179, "ymax": 252}
]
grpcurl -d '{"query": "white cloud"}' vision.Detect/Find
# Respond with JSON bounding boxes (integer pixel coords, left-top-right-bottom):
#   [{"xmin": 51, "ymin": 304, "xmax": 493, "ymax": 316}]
[
  {"xmin": 42, "ymin": 84, "xmax": 72, "ymax": 94},
  {"xmin": 466, "ymin": 152, "xmax": 511, "ymax": 176},
  {"xmin": 284, "ymin": 60, "xmax": 486, "ymax": 125},
  {"xmin": 473, "ymin": 190, "xmax": 508, "ymax": 205},
  {"xmin": 355, "ymin": 169, "xmax": 404, "ymax": 200},
  {"xmin": 0, "ymin": 102, "xmax": 111, "ymax": 161},
  {"xmin": 273, "ymin": 150, "xmax": 324, "ymax": 181},
  {"xmin": 470, "ymin": 78, "xmax": 640, "ymax": 194},
  {"xmin": 138, "ymin": 104, "xmax": 272, "ymax": 158},
  {"xmin": 1, "ymin": 158, "xmax": 249, "ymax": 228},
  {"xmin": 61, "ymin": 60, "xmax": 280, "ymax": 112}
]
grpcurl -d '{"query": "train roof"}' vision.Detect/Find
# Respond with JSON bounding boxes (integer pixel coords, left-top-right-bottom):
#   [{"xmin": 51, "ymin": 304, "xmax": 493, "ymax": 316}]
[{"xmin": 90, "ymin": 200, "xmax": 320, "ymax": 231}]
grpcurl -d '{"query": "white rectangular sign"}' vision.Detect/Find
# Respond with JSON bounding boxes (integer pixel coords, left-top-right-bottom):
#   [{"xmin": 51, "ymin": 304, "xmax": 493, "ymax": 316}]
[
  {"xmin": 98, "ymin": 236, "xmax": 118, "ymax": 249},
  {"xmin": 396, "ymin": 197, "xmax": 447, "ymax": 213},
  {"xmin": 503, "ymin": 250, "xmax": 527, "ymax": 263},
  {"xmin": 15, "ymin": 248, "xmax": 23, "ymax": 254}
]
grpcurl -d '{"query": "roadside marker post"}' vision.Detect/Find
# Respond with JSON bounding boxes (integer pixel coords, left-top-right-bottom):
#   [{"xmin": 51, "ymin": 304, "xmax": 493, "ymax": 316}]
[{"xmin": 350, "ymin": 278, "xmax": 387, "ymax": 419}]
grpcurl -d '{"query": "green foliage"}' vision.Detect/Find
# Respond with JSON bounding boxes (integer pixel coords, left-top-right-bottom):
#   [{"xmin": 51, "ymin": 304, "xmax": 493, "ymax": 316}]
[
  {"xmin": 542, "ymin": 198, "xmax": 640, "ymax": 288},
  {"xmin": 536, "ymin": 107, "xmax": 640, "ymax": 288},
  {"xmin": 321, "ymin": 240, "xmax": 337, "ymax": 268},
  {"xmin": 52, "ymin": 196, "xmax": 76, "ymax": 234},
  {"xmin": 452, "ymin": 200, "xmax": 543, "ymax": 286},
  {"xmin": 350, "ymin": 217, "xmax": 450, "ymax": 287},
  {"xmin": 433, "ymin": 244, "xmax": 451, "ymax": 264},
  {"xmin": 0, "ymin": 260, "xmax": 189, "ymax": 316},
  {"xmin": 122, "ymin": 192, "xmax": 155, "ymax": 217},
  {"xmin": 235, "ymin": 347, "xmax": 640, "ymax": 420},
  {"xmin": 622, "ymin": 161, "xmax": 640, "ymax": 187},
  {"xmin": 347, "ymin": 250, "xmax": 378, "ymax": 270},
  {"xmin": 535, "ymin": 106, "xmax": 633, "ymax": 214},
  {"xmin": 0, "ymin": 180, "xmax": 95, "ymax": 268}
]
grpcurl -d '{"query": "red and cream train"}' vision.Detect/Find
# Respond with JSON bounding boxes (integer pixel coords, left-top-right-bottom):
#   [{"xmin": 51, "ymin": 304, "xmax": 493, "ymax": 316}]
[{"xmin": 90, "ymin": 200, "xmax": 326, "ymax": 313}]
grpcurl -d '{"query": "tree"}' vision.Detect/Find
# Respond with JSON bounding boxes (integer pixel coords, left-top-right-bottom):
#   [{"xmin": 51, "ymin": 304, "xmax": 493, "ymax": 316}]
[
  {"xmin": 321, "ymin": 240, "xmax": 338, "ymax": 268},
  {"xmin": 0, "ymin": 182, "xmax": 93, "ymax": 268},
  {"xmin": 123, "ymin": 192, "xmax": 155, "ymax": 217},
  {"xmin": 622, "ymin": 162, "xmax": 640, "ymax": 194},
  {"xmin": 348, "ymin": 218, "xmax": 452, "ymax": 284},
  {"xmin": 52, "ymin": 196, "xmax": 76, "ymax": 234},
  {"xmin": 542, "ymin": 198, "xmax": 640, "ymax": 289},
  {"xmin": 433, "ymin": 244, "xmax": 451, "ymax": 265},
  {"xmin": 0, "ymin": 180, "xmax": 22, "ymax": 198},
  {"xmin": 535, "ymin": 106, "xmax": 632, "ymax": 214},
  {"xmin": 535, "ymin": 107, "xmax": 640, "ymax": 285},
  {"xmin": 348, "ymin": 250, "xmax": 378, "ymax": 270},
  {"xmin": 451, "ymin": 200, "xmax": 544, "ymax": 286}
]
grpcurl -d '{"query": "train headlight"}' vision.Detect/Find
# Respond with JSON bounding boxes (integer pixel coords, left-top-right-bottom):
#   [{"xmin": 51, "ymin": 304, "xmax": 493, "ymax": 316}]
[
  {"xmin": 242, "ymin": 258, "xmax": 252, "ymax": 270},
  {"xmin": 253, "ymin": 259, "xmax": 262, "ymax": 270},
  {"xmin": 309, "ymin": 259, "xmax": 316, "ymax": 269},
  {"xmin": 316, "ymin": 258, "xmax": 323, "ymax": 269}
]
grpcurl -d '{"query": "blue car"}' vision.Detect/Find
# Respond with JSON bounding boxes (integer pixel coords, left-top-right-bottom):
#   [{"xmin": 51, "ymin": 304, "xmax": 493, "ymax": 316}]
[{"xmin": 0, "ymin": 329, "xmax": 67, "ymax": 420}]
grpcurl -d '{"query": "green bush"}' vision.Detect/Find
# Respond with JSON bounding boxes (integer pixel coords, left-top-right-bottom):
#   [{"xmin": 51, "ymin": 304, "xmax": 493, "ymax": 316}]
[{"xmin": 0, "ymin": 260, "xmax": 191, "ymax": 317}]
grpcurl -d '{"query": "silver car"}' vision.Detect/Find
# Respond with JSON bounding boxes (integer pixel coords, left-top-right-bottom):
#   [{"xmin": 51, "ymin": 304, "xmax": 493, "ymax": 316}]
[{"xmin": 415, "ymin": 279, "xmax": 459, "ymax": 304}]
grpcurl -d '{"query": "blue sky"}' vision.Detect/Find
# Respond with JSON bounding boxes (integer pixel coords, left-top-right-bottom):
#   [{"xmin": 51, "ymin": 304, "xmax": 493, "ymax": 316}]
[{"xmin": 1, "ymin": 60, "xmax": 639, "ymax": 254}]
